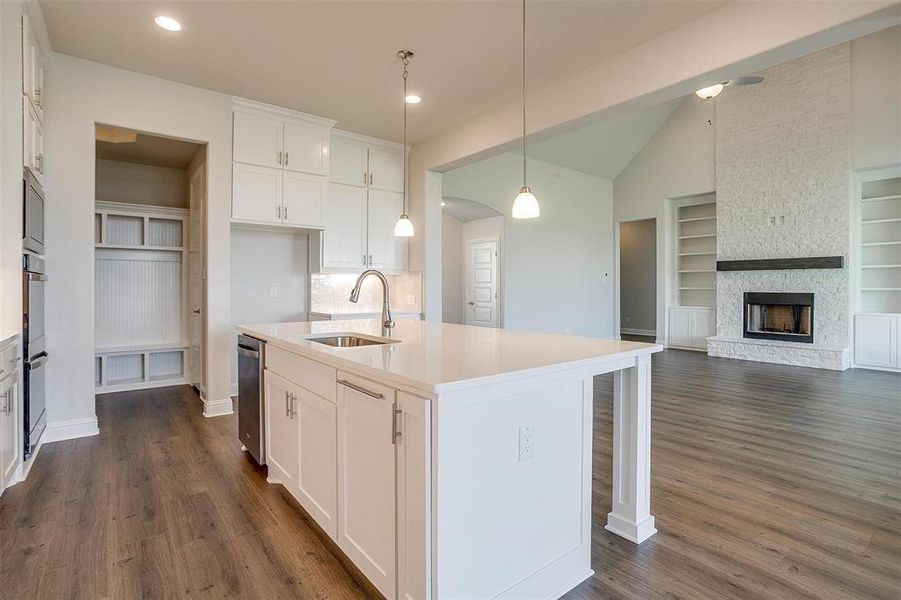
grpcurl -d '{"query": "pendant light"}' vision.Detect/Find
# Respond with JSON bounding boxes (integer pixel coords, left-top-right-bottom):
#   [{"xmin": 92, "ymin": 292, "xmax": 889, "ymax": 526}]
[
  {"xmin": 511, "ymin": 0, "xmax": 539, "ymax": 219},
  {"xmin": 394, "ymin": 50, "xmax": 415, "ymax": 237}
]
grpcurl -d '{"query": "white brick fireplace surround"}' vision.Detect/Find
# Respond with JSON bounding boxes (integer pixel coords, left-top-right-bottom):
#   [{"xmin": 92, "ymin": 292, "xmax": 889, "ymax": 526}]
[{"xmin": 707, "ymin": 44, "xmax": 853, "ymax": 370}]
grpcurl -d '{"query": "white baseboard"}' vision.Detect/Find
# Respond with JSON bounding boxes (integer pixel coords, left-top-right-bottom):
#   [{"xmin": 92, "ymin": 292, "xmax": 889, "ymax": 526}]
[
  {"xmin": 621, "ymin": 328, "xmax": 657, "ymax": 337},
  {"xmin": 42, "ymin": 416, "xmax": 100, "ymax": 443},
  {"xmin": 203, "ymin": 396, "xmax": 234, "ymax": 418}
]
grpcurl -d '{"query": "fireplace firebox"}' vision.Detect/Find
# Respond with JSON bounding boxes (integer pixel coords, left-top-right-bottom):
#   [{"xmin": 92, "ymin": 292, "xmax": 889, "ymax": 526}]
[{"xmin": 743, "ymin": 292, "xmax": 814, "ymax": 343}]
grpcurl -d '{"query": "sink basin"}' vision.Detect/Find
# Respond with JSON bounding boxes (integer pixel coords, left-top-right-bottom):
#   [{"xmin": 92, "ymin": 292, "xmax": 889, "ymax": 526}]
[{"xmin": 309, "ymin": 334, "xmax": 396, "ymax": 348}]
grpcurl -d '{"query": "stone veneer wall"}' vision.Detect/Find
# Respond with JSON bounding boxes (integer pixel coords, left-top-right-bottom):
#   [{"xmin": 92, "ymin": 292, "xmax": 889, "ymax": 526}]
[{"xmin": 709, "ymin": 44, "xmax": 853, "ymax": 370}]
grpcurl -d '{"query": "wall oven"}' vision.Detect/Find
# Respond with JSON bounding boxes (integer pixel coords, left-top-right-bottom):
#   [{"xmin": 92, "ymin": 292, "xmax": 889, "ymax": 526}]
[
  {"xmin": 23, "ymin": 169, "xmax": 44, "ymax": 255},
  {"xmin": 23, "ymin": 254, "xmax": 47, "ymax": 457}
]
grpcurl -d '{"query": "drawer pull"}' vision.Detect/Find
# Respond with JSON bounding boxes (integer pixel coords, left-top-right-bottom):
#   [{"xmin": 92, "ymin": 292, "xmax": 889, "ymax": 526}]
[{"xmin": 337, "ymin": 379, "xmax": 383, "ymax": 400}]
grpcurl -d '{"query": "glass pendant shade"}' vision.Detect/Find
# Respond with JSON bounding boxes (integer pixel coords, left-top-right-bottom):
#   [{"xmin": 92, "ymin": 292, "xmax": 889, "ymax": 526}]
[
  {"xmin": 512, "ymin": 186, "xmax": 540, "ymax": 219},
  {"xmin": 394, "ymin": 213, "xmax": 414, "ymax": 237},
  {"xmin": 695, "ymin": 83, "xmax": 724, "ymax": 99}
]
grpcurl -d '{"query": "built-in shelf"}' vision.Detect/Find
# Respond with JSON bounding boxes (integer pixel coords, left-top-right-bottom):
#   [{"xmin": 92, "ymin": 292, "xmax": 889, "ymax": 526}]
[
  {"xmin": 862, "ymin": 217, "xmax": 901, "ymax": 224},
  {"xmin": 858, "ymin": 175, "xmax": 901, "ymax": 314},
  {"xmin": 95, "ymin": 244, "xmax": 183, "ymax": 251},
  {"xmin": 861, "ymin": 193, "xmax": 901, "ymax": 203},
  {"xmin": 675, "ymin": 198, "xmax": 717, "ymax": 309}
]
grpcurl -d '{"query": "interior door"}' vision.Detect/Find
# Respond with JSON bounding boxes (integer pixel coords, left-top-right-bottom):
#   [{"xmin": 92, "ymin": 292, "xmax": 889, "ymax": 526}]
[
  {"xmin": 368, "ymin": 147, "xmax": 404, "ymax": 193},
  {"xmin": 323, "ymin": 183, "xmax": 367, "ymax": 269},
  {"xmin": 283, "ymin": 123, "xmax": 328, "ymax": 176},
  {"xmin": 188, "ymin": 167, "xmax": 204, "ymax": 388},
  {"xmin": 297, "ymin": 388, "xmax": 338, "ymax": 539},
  {"xmin": 367, "ymin": 189, "xmax": 406, "ymax": 271},
  {"xmin": 329, "ymin": 139, "xmax": 369, "ymax": 187},
  {"xmin": 465, "ymin": 239, "xmax": 498, "ymax": 327},
  {"xmin": 233, "ymin": 111, "xmax": 282, "ymax": 168},
  {"xmin": 264, "ymin": 370, "xmax": 298, "ymax": 486},
  {"xmin": 337, "ymin": 375, "xmax": 397, "ymax": 600},
  {"xmin": 232, "ymin": 163, "xmax": 281, "ymax": 224},
  {"xmin": 283, "ymin": 172, "xmax": 325, "ymax": 228}
]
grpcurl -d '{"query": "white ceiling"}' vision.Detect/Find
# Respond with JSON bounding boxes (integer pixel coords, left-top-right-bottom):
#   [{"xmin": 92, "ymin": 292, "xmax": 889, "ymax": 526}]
[
  {"xmin": 40, "ymin": 1, "xmax": 727, "ymax": 143},
  {"xmin": 515, "ymin": 96, "xmax": 684, "ymax": 179},
  {"xmin": 442, "ymin": 196, "xmax": 503, "ymax": 223}
]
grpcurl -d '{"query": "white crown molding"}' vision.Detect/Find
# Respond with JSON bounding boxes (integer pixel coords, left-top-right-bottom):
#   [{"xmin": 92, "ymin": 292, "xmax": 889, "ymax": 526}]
[
  {"xmin": 331, "ymin": 128, "xmax": 407, "ymax": 153},
  {"xmin": 95, "ymin": 200, "xmax": 189, "ymax": 218},
  {"xmin": 232, "ymin": 96, "xmax": 338, "ymax": 129}
]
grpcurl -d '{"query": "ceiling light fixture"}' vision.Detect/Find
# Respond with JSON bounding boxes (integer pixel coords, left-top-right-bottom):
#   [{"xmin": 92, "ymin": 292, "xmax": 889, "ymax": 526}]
[
  {"xmin": 405, "ymin": 94, "xmax": 422, "ymax": 104},
  {"xmin": 511, "ymin": 0, "xmax": 539, "ymax": 219},
  {"xmin": 394, "ymin": 50, "xmax": 415, "ymax": 238},
  {"xmin": 695, "ymin": 83, "xmax": 724, "ymax": 99},
  {"xmin": 154, "ymin": 15, "xmax": 182, "ymax": 32}
]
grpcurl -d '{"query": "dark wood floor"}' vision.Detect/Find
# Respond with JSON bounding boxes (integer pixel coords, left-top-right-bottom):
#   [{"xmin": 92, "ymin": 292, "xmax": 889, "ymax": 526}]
[{"xmin": 1, "ymin": 349, "xmax": 899, "ymax": 599}]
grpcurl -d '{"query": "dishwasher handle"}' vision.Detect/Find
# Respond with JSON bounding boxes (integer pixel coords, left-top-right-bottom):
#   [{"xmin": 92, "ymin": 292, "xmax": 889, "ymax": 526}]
[{"xmin": 237, "ymin": 346, "xmax": 260, "ymax": 359}]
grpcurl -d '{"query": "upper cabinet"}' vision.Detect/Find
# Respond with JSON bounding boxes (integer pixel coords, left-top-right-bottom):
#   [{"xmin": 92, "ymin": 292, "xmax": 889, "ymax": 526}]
[
  {"xmin": 22, "ymin": 12, "xmax": 46, "ymax": 183},
  {"xmin": 329, "ymin": 135, "xmax": 404, "ymax": 193},
  {"xmin": 231, "ymin": 99, "xmax": 336, "ymax": 229}
]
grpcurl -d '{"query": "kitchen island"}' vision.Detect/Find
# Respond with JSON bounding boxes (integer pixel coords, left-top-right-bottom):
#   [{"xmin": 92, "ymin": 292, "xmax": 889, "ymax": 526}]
[{"xmin": 237, "ymin": 319, "xmax": 662, "ymax": 600}]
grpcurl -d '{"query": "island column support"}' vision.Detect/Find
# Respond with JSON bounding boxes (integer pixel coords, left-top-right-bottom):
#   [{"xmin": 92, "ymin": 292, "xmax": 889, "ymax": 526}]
[{"xmin": 606, "ymin": 353, "xmax": 657, "ymax": 544}]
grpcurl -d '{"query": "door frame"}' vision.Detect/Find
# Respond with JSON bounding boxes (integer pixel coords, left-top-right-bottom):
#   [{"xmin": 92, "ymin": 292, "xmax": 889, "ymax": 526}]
[
  {"xmin": 463, "ymin": 236, "xmax": 503, "ymax": 328},
  {"xmin": 614, "ymin": 219, "xmax": 658, "ymax": 341}
]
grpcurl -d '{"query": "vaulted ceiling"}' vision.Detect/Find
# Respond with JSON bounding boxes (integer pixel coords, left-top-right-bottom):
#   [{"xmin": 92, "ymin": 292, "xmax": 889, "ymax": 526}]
[{"xmin": 40, "ymin": 0, "xmax": 727, "ymax": 143}]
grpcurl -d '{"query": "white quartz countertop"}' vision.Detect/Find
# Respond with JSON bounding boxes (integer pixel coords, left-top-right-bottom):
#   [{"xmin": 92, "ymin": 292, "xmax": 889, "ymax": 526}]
[{"xmin": 238, "ymin": 320, "xmax": 662, "ymax": 395}]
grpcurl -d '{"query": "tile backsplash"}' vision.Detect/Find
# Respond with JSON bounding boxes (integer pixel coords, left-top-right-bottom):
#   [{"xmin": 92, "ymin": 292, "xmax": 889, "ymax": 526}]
[{"xmin": 310, "ymin": 272, "xmax": 422, "ymax": 315}]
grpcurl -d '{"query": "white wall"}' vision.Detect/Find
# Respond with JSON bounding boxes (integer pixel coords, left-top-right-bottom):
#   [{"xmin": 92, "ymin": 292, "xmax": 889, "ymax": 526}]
[
  {"xmin": 44, "ymin": 53, "xmax": 233, "ymax": 427},
  {"xmin": 852, "ymin": 25, "xmax": 901, "ymax": 170},
  {"xmin": 0, "ymin": 2, "xmax": 24, "ymax": 341},
  {"xmin": 613, "ymin": 97, "xmax": 715, "ymax": 341},
  {"xmin": 441, "ymin": 215, "xmax": 464, "ymax": 325},
  {"xmin": 95, "ymin": 159, "xmax": 188, "ymax": 208},
  {"xmin": 229, "ymin": 226, "xmax": 308, "ymax": 391},
  {"xmin": 443, "ymin": 154, "xmax": 614, "ymax": 337},
  {"xmin": 619, "ymin": 219, "xmax": 656, "ymax": 334}
]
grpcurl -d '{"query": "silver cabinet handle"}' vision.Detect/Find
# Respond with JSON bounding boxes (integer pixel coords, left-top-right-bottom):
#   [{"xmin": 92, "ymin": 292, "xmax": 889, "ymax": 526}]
[
  {"xmin": 363, "ymin": 172, "xmax": 368, "ymax": 185},
  {"xmin": 277, "ymin": 151, "xmax": 283, "ymax": 166},
  {"xmin": 337, "ymin": 379, "xmax": 383, "ymax": 400},
  {"xmin": 284, "ymin": 206, "xmax": 288, "ymax": 220},
  {"xmin": 392, "ymin": 402, "xmax": 402, "ymax": 445},
  {"xmin": 285, "ymin": 390, "xmax": 290, "ymax": 418},
  {"xmin": 362, "ymin": 255, "xmax": 367, "ymax": 266},
  {"xmin": 369, "ymin": 173, "xmax": 373, "ymax": 185},
  {"xmin": 284, "ymin": 152, "xmax": 288, "ymax": 166},
  {"xmin": 291, "ymin": 392, "xmax": 298, "ymax": 419}
]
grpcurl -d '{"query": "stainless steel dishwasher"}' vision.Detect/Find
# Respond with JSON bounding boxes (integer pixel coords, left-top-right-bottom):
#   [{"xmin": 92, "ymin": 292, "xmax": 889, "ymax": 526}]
[{"xmin": 237, "ymin": 334, "xmax": 265, "ymax": 465}]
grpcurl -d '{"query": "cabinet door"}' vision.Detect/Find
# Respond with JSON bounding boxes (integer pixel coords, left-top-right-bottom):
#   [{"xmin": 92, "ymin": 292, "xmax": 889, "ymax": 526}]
[
  {"xmin": 690, "ymin": 309, "xmax": 715, "ymax": 350},
  {"xmin": 296, "ymin": 388, "xmax": 338, "ymax": 539},
  {"xmin": 283, "ymin": 172, "xmax": 326, "ymax": 228},
  {"xmin": 264, "ymin": 371, "xmax": 299, "ymax": 486},
  {"xmin": 396, "ymin": 393, "xmax": 430, "ymax": 600},
  {"xmin": 854, "ymin": 314, "xmax": 897, "ymax": 369},
  {"xmin": 233, "ymin": 163, "xmax": 281, "ymax": 224},
  {"xmin": 283, "ymin": 123, "xmax": 329, "ymax": 176},
  {"xmin": 323, "ymin": 183, "xmax": 367, "ymax": 269},
  {"xmin": 329, "ymin": 139, "xmax": 369, "ymax": 187},
  {"xmin": 233, "ymin": 111, "xmax": 283, "ymax": 168},
  {"xmin": 368, "ymin": 147, "xmax": 404, "ymax": 193},
  {"xmin": 1, "ymin": 381, "xmax": 17, "ymax": 491},
  {"xmin": 337, "ymin": 375, "xmax": 397, "ymax": 600},
  {"xmin": 23, "ymin": 102, "xmax": 44, "ymax": 182},
  {"xmin": 668, "ymin": 308, "xmax": 691, "ymax": 348},
  {"xmin": 368, "ymin": 189, "xmax": 406, "ymax": 271}
]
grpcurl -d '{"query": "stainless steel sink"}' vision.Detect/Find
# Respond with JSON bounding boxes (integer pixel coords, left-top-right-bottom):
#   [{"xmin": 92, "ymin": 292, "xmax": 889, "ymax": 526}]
[{"xmin": 309, "ymin": 335, "xmax": 396, "ymax": 348}]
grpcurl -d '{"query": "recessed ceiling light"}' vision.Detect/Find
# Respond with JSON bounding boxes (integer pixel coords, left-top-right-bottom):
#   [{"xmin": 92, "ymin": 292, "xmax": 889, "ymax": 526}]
[
  {"xmin": 154, "ymin": 16, "xmax": 182, "ymax": 32},
  {"xmin": 405, "ymin": 94, "xmax": 422, "ymax": 104},
  {"xmin": 441, "ymin": 201, "xmax": 447, "ymax": 207}
]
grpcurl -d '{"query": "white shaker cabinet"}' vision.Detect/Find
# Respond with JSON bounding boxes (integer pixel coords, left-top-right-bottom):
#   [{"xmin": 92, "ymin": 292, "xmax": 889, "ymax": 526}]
[
  {"xmin": 23, "ymin": 101, "xmax": 44, "ymax": 184},
  {"xmin": 321, "ymin": 183, "xmax": 368, "ymax": 269},
  {"xmin": 22, "ymin": 13, "xmax": 44, "ymax": 123},
  {"xmin": 367, "ymin": 189, "xmax": 406, "ymax": 272},
  {"xmin": 264, "ymin": 370, "xmax": 299, "ymax": 488},
  {"xmin": 330, "ymin": 138, "xmax": 370, "ymax": 187},
  {"xmin": 368, "ymin": 147, "xmax": 404, "ymax": 193},
  {"xmin": 296, "ymin": 387, "xmax": 338, "ymax": 539},
  {"xmin": 336, "ymin": 374, "xmax": 398, "ymax": 600},
  {"xmin": 1, "ymin": 337, "xmax": 19, "ymax": 495},
  {"xmin": 668, "ymin": 306, "xmax": 715, "ymax": 351},
  {"xmin": 231, "ymin": 100, "xmax": 335, "ymax": 228},
  {"xmin": 854, "ymin": 314, "xmax": 899, "ymax": 370}
]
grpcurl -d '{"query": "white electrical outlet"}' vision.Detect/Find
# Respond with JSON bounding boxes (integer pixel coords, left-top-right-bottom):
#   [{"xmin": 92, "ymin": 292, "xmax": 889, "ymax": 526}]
[
  {"xmin": 269, "ymin": 285, "xmax": 278, "ymax": 298},
  {"xmin": 518, "ymin": 426, "xmax": 535, "ymax": 462}
]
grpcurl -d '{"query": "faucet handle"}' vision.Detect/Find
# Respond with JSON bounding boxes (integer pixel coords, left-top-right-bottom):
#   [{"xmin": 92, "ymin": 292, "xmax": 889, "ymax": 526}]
[{"xmin": 385, "ymin": 319, "xmax": 396, "ymax": 330}]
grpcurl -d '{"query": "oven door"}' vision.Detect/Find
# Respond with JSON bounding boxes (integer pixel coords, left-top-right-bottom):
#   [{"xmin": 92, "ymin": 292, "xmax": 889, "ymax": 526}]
[
  {"xmin": 24, "ymin": 352, "xmax": 47, "ymax": 456},
  {"xmin": 23, "ymin": 171, "xmax": 45, "ymax": 254},
  {"xmin": 24, "ymin": 269, "xmax": 46, "ymax": 353}
]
